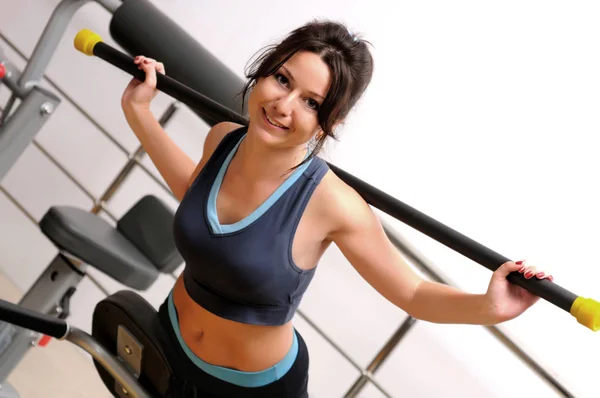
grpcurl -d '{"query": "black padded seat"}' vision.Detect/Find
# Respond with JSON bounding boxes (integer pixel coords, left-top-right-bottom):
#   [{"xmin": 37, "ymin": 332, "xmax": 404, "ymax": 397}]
[{"xmin": 39, "ymin": 206, "xmax": 159, "ymax": 290}]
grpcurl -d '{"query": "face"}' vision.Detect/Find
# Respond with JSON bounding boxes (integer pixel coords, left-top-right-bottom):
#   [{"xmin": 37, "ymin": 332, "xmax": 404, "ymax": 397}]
[{"xmin": 247, "ymin": 50, "xmax": 331, "ymax": 149}]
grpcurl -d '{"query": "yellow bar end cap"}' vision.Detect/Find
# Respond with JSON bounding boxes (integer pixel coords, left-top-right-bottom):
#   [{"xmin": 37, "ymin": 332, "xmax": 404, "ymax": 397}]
[
  {"xmin": 571, "ymin": 297, "xmax": 600, "ymax": 331},
  {"xmin": 74, "ymin": 29, "xmax": 102, "ymax": 56}
]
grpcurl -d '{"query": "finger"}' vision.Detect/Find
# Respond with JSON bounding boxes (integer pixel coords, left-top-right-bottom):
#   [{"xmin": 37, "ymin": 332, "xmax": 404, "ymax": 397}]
[
  {"xmin": 134, "ymin": 56, "xmax": 148, "ymax": 72},
  {"xmin": 138, "ymin": 57, "xmax": 156, "ymax": 69},
  {"xmin": 494, "ymin": 260, "xmax": 523, "ymax": 277},
  {"xmin": 524, "ymin": 266, "xmax": 538, "ymax": 279},
  {"xmin": 156, "ymin": 62, "xmax": 166, "ymax": 75},
  {"xmin": 535, "ymin": 270, "xmax": 553, "ymax": 281},
  {"xmin": 140, "ymin": 60, "xmax": 157, "ymax": 88}
]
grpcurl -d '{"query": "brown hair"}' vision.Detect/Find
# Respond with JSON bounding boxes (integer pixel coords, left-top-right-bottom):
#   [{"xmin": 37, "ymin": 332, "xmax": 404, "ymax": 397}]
[{"xmin": 240, "ymin": 20, "xmax": 374, "ymax": 167}]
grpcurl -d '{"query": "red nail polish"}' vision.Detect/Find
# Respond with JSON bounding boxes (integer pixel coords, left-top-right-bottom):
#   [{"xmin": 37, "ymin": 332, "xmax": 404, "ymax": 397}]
[
  {"xmin": 524, "ymin": 271, "xmax": 533, "ymax": 278},
  {"xmin": 516, "ymin": 260, "xmax": 523, "ymax": 265},
  {"xmin": 537, "ymin": 272, "xmax": 545, "ymax": 278}
]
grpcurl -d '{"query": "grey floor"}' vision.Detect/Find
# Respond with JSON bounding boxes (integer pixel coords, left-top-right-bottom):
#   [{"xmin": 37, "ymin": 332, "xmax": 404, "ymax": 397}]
[{"xmin": 0, "ymin": 272, "xmax": 109, "ymax": 398}]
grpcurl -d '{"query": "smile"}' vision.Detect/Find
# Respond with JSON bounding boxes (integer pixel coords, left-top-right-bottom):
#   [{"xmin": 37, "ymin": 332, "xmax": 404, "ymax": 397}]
[{"xmin": 263, "ymin": 109, "xmax": 288, "ymax": 130}]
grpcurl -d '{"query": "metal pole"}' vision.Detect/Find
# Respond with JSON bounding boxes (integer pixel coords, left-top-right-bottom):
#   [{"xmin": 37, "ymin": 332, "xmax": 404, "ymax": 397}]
[
  {"xmin": 94, "ymin": 0, "xmax": 122, "ymax": 13},
  {"xmin": 65, "ymin": 328, "xmax": 151, "ymax": 398},
  {"xmin": 344, "ymin": 316, "xmax": 416, "ymax": 397},
  {"xmin": 90, "ymin": 101, "xmax": 180, "ymax": 216},
  {"xmin": 18, "ymin": 0, "xmax": 92, "ymax": 92}
]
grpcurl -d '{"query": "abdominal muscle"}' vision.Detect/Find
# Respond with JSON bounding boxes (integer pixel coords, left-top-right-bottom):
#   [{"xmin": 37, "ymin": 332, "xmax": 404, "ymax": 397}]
[{"xmin": 171, "ymin": 275, "xmax": 295, "ymax": 372}]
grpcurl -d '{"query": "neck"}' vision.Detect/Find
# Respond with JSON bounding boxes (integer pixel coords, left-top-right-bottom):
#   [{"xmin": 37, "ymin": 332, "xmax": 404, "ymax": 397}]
[{"xmin": 236, "ymin": 128, "xmax": 308, "ymax": 182}]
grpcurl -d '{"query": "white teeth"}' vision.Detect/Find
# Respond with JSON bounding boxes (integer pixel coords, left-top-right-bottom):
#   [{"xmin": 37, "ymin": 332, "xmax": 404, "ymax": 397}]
[{"xmin": 265, "ymin": 112, "xmax": 286, "ymax": 129}]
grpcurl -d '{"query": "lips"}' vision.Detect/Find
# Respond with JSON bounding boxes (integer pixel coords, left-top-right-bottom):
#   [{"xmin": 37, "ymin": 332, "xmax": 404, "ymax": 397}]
[{"xmin": 263, "ymin": 108, "xmax": 288, "ymax": 130}]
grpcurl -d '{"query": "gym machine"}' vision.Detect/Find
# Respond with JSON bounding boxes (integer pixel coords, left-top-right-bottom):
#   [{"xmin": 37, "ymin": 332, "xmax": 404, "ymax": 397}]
[
  {"xmin": 0, "ymin": 194, "xmax": 181, "ymax": 398},
  {"xmin": 0, "ymin": 0, "xmax": 246, "ymax": 396},
  {"xmin": 0, "ymin": 1, "xmax": 184, "ymax": 397}
]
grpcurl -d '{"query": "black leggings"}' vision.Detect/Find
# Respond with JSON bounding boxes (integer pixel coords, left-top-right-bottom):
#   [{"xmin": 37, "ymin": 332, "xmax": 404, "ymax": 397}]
[{"xmin": 157, "ymin": 298, "xmax": 310, "ymax": 397}]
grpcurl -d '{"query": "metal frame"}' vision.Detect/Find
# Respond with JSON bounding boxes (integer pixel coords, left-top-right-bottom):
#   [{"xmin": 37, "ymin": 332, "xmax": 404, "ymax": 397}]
[
  {"xmin": 64, "ymin": 327, "xmax": 150, "ymax": 398},
  {"xmin": 0, "ymin": 1, "xmax": 576, "ymax": 397},
  {"xmin": 0, "ymin": 0, "xmax": 93, "ymax": 182},
  {"xmin": 0, "ymin": 254, "xmax": 85, "ymax": 384},
  {"xmin": 0, "ymin": 84, "xmax": 60, "ymax": 181},
  {"xmin": 95, "ymin": 0, "xmax": 122, "ymax": 13}
]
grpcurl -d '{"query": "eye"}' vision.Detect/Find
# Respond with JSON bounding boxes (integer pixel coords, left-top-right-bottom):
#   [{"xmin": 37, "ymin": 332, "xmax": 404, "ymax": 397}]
[
  {"xmin": 305, "ymin": 98, "xmax": 320, "ymax": 111},
  {"xmin": 275, "ymin": 73, "xmax": 289, "ymax": 87}
]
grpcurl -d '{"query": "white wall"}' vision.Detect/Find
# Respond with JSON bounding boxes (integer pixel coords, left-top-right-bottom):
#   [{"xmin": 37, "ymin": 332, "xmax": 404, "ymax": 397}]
[{"xmin": 1, "ymin": 0, "xmax": 598, "ymax": 397}]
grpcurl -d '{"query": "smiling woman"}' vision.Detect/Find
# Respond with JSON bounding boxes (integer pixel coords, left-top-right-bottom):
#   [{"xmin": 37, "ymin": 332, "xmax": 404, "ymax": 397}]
[
  {"xmin": 118, "ymin": 19, "xmax": 553, "ymax": 398},
  {"xmin": 240, "ymin": 21, "xmax": 374, "ymax": 170},
  {"xmin": 241, "ymin": 51, "xmax": 333, "ymax": 177},
  {"xmin": 247, "ymin": 51, "xmax": 331, "ymax": 148}
]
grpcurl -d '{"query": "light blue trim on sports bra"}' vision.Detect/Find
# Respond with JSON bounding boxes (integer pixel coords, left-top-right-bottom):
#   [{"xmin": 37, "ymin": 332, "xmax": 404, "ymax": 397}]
[
  {"xmin": 207, "ymin": 134, "xmax": 313, "ymax": 234},
  {"xmin": 167, "ymin": 291, "xmax": 298, "ymax": 387}
]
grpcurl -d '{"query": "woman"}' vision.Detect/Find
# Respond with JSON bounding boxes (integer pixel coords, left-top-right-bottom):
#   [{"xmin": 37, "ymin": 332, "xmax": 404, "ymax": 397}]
[{"xmin": 121, "ymin": 20, "xmax": 552, "ymax": 397}]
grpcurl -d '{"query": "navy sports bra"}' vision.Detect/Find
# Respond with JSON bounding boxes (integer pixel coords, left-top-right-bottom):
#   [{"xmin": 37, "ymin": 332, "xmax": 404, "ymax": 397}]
[{"xmin": 172, "ymin": 126, "xmax": 330, "ymax": 326}]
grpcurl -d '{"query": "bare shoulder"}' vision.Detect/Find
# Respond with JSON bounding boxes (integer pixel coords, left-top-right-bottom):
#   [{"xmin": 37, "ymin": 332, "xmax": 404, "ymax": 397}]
[
  {"xmin": 313, "ymin": 169, "xmax": 377, "ymax": 239},
  {"xmin": 188, "ymin": 121, "xmax": 243, "ymax": 187},
  {"xmin": 203, "ymin": 121, "xmax": 243, "ymax": 155}
]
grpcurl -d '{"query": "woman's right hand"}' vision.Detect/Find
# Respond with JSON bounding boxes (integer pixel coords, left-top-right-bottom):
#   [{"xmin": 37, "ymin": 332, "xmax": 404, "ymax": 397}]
[{"xmin": 121, "ymin": 56, "xmax": 165, "ymax": 111}]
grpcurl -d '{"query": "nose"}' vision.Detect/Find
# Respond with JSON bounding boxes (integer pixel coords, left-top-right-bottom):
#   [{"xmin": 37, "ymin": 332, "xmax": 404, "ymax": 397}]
[{"xmin": 274, "ymin": 93, "xmax": 294, "ymax": 116}]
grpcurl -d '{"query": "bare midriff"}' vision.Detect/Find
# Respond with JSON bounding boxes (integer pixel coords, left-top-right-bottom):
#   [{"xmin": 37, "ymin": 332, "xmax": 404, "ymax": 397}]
[{"xmin": 171, "ymin": 275, "xmax": 295, "ymax": 372}]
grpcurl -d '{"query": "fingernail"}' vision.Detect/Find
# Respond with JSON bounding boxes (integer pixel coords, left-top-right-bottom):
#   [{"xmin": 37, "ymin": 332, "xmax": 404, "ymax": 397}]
[
  {"xmin": 524, "ymin": 271, "xmax": 533, "ymax": 278},
  {"xmin": 516, "ymin": 260, "xmax": 523, "ymax": 265},
  {"xmin": 518, "ymin": 266, "xmax": 525, "ymax": 273},
  {"xmin": 537, "ymin": 272, "xmax": 545, "ymax": 278}
]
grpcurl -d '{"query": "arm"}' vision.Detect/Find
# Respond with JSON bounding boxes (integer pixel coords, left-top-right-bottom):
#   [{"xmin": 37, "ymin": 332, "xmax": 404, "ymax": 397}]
[
  {"xmin": 121, "ymin": 55, "xmax": 238, "ymax": 200},
  {"xmin": 326, "ymin": 177, "xmax": 497, "ymax": 325},
  {"xmin": 122, "ymin": 108, "xmax": 237, "ymax": 200},
  {"xmin": 122, "ymin": 106, "xmax": 195, "ymax": 200}
]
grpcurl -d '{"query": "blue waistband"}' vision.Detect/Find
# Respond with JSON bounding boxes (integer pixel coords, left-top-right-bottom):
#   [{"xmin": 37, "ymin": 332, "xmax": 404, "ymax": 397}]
[{"xmin": 167, "ymin": 292, "xmax": 298, "ymax": 387}]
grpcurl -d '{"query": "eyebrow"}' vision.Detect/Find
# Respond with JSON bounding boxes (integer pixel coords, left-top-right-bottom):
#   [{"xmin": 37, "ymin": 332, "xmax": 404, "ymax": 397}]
[{"xmin": 281, "ymin": 66, "xmax": 325, "ymax": 100}]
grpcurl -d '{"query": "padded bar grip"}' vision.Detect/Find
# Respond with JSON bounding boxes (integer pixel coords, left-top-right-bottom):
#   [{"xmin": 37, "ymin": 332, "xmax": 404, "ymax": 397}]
[
  {"xmin": 73, "ymin": 30, "xmax": 599, "ymax": 332},
  {"xmin": 109, "ymin": 0, "xmax": 245, "ymax": 127},
  {"xmin": 0, "ymin": 298, "xmax": 68, "ymax": 339}
]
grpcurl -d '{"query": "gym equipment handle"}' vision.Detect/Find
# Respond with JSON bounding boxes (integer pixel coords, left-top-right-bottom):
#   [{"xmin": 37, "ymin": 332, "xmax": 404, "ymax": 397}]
[
  {"xmin": 73, "ymin": 29, "xmax": 600, "ymax": 332},
  {"xmin": 0, "ymin": 298, "xmax": 69, "ymax": 339}
]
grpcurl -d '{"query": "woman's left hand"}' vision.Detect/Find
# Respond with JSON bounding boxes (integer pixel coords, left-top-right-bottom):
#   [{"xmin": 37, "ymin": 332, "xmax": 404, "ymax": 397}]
[{"xmin": 485, "ymin": 260, "xmax": 554, "ymax": 323}]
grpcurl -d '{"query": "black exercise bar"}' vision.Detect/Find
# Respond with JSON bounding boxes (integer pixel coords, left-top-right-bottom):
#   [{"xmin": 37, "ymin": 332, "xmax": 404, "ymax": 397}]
[
  {"xmin": 73, "ymin": 29, "xmax": 599, "ymax": 332},
  {"xmin": 0, "ymin": 298, "xmax": 68, "ymax": 339}
]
